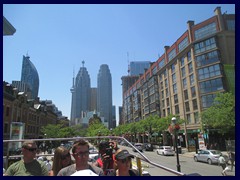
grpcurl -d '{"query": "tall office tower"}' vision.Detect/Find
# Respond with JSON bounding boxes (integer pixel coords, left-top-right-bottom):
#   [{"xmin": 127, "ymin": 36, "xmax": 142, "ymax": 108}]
[
  {"xmin": 118, "ymin": 106, "xmax": 123, "ymax": 125},
  {"xmin": 12, "ymin": 81, "xmax": 32, "ymax": 98},
  {"xmin": 90, "ymin": 87, "xmax": 97, "ymax": 111},
  {"xmin": 112, "ymin": 105, "xmax": 116, "ymax": 128},
  {"xmin": 21, "ymin": 55, "xmax": 39, "ymax": 99},
  {"xmin": 97, "ymin": 64, "xmax": 112, "ymax": 128},
  {"xmin": 130, "ymin": 61, "xmax": 151, "ymax": 76},
  {"xmin": 70, "ymin": 61, "xmax": 91, "ymax": 125}
]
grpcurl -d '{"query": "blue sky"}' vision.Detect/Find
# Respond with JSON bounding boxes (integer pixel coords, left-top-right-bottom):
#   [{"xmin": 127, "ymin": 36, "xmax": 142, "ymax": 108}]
[{"xmin": 3, "ymin": 4, "xmax": 235, "ymax": 125}]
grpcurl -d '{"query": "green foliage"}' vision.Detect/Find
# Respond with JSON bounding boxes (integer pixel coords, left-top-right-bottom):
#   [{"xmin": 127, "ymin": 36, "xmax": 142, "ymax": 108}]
[{"xmin": 201, "ymin": 92, "xmax": 235, "ymax": 134}]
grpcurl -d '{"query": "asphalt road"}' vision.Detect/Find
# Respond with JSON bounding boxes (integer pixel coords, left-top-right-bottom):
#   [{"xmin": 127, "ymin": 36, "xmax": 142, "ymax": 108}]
[{"xmin": 119, "ymin": 145, "xmax": 235, "ymax": 176}]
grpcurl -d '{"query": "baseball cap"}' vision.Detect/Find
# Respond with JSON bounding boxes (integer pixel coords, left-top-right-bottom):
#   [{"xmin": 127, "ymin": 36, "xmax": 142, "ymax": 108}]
[{"xmin": 115, "ymin": 150, "xmax": 134, "ymax": 160}]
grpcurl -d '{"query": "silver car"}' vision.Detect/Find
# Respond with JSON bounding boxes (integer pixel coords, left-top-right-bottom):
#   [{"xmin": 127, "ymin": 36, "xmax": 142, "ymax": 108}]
[
  {"xmin": 194, "ymin": 149, "xmax": 222, "ymax": 165},
  {"xmin": 156, "ymin": 146, "xmax": 174, "ymax": 156}
]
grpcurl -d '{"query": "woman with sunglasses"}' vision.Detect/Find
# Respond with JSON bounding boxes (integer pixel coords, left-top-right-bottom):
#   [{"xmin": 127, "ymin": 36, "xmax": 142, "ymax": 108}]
[
  {"xmin": 108, "ymin": 149, "xmax": 139, "ymax": 176},
  {"xmin": 4, "ymin": 140, "xmax": 49, "ymax": 176},
  {"xmin": 49, "ymin": 146, "xmax": 73, "ymax": 176}
]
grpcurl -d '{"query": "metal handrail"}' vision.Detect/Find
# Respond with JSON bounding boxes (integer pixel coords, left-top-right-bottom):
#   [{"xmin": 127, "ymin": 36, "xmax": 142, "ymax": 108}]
[{"xmin": 3, "ymin": 136, "xmax": 185, "ymax": 176}]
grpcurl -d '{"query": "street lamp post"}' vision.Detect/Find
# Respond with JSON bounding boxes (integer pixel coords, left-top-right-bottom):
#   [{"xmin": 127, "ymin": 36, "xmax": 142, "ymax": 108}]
[{"xmin": 172, "ymin": 117, "xmax": 181, "ymax": 172}]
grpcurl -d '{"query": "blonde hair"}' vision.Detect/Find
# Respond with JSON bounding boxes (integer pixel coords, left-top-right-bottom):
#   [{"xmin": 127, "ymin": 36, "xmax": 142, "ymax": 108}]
[{"xmin": 52, "ymin": 146, "xmax": 72, "ymax": 176}]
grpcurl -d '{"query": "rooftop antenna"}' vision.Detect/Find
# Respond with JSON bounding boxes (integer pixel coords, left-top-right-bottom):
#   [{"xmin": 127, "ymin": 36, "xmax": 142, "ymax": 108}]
[
  {"xmin": 26, "ymin": 51, "xmax": 29, "ymax": 58},
  {"xmin": 127, "ymin": 52, "xmax": 130, "ymax": 76}
]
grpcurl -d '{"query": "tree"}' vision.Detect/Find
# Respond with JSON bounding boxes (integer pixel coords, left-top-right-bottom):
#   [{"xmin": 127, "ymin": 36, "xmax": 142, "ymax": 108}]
[{"xmin": 201, "ymin": 92, "xmax": 235, "ymax": 134}]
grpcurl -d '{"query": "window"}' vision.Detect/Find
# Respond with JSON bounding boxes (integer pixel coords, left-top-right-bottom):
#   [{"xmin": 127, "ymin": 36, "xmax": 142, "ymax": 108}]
[
  {"xmin": 160, "ymin": 82, "xmax": 163, "ymax": 90},
  {"xmin": 187, "ymin": 51, "xmax": 191, "ymax": 62},
  {"xmin": 166, "ymin": 98, "xmax": 170, "ymax": 107},
  {"xmin": 227, "ymin": 20, "xmax": 235, "ymax": 30},
  {"xmin": 192, "ymin": 99, "xmax": 198, "ymax": 110},
  {"xmin": 162, "ymin": 100, "xmax": 165, "ymax": 108},
  {"xmin": 168, "ymin": 48, "xmax": 176, "ymax": 61},
  {"xmin": 172, "ymin": 73, "xmax": 176, "ymax": 83},
  {"xmin": 174, "ymin": 94, "xmax": 178, "ymax": 104},
  {"xmin": 188, "ymin": 62, "xmax": 193, "ymax": 74},
  {"xmin": 166, "ymin": 88, "xmax": 169, "ymax": 97},
  {"xmin": 165, "ymin": 79, "xmax": 168, "ymax": 87},
  {"xmin": 158, "ymin": 59, "xmax": 165, "ymax": 69},
  {"xmin": 199, "ymin": 78, "xmax": 223, "ymax": 94},
  {"xmin": 194, "ymin": 37, "xmax": 216, "ymax": 54},
  {"xmin": 175, "ymin": 105, "xmax": 179, "ymax": 114},
  {"xmin": 178, "ymin": 37, "xmax": 189, "ymax": 52},
  {"xmin": 183, "ymin": 78, "xmax": 187, "ymax": 89},
  {"xmin": 190, "ymin": 74, "xmax": 195, "ymax": 86},
  {"xmin": 184, "ymin": 90, "xmax": 188, "ymax": 100},
  {"xmin": 152, "ymin": 66, "xmax": 157, "ymax": 75},
  {"xmin": 185, "ymin": 102, "xmax": 190, "ymax": 112},
  {"xmin": 180, "ymin": 57, "xmax": 185, "ymax": 66},
  {"xmin": 194, "ymin": 22, "xmax": 217, "ymax": 40},
  {"xmin": 181, "ymin": 67, "xmax": 186, "ymax": 77},
  {"xmin": 198, "ymin": 64, "xmax": 221, "ymax": 80},
  {"xmin": 201, "ymin": 94, "xmax": 216, "ymax": 108},
  {"xmin": 195, "ymin": 50, "xmax": 219, "ymax": 67},
  {"xmin": 194, "ymin": 112, "xmax": 199, "ymax": 123},
  {"xmin": 161, "ymin": 91, "xmax": 164, "ymax": 99},
  {"xmin": 187, "ymin": 114, "xmax": 191, "ymax": 124},
  {"xmin": 173, "ymin": 84, "xmax": 177, "ymax": 94},
  {"xmin": 171, "ymin": 64, "xmax": 175, "ymax": 73},
  {"xmin": 191, "ymin": 86, "xmax": 196, "ymax": 98}
]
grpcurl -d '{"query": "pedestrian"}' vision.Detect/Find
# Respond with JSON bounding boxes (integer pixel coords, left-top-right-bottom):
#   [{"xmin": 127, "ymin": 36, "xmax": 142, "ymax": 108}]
[
  {"xmin": 218, "ymin": 154, "xmax": 227, "ymax": 176},
  {"xmin": 57, "ymin": 138, "xmax": 103, "ymax": 176},
  {"xmin": 4, "ymin": 140, "xmax": 49, "ymax": 176},
  {"xmin": 50, "ymin": 146, "xmax": 73, "ymax": 176},
  {"xmin": 108, "ymin": 148, "xmax": 139, "ymax": 176},
  {"xmin": 228, "ymin": 151, "xmax": 235, "ymax": 171}
]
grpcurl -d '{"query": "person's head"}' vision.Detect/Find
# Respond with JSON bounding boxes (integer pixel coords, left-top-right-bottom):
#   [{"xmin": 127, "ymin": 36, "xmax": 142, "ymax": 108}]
[
  {"xmin": 98, "ymin": 140, "xmax": 110, "ymax": 155},
  {"xmin": 114, "ymin": 149, "xmax": 134, "ymax": 171},
  {"xmin": 21, "ymin": 140, "xmax": 37, "ymax": 160},
  {"xmin": 52, "ymin": 146, "xmax": 72, "ymax": 176},
  {"xmin": 72, "ymin": 139, "xmax": 89, "ymax": 167}
]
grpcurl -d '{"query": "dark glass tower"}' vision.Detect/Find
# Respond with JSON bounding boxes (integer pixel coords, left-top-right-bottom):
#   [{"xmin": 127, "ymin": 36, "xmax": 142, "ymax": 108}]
[
  {"xmin": 97, "ymin": 64, "xmax": 112, "ymax": 128},
  {"xmin": 70, "ymin": 61, "xmax": 91, "ymax": 125},
  {"xmin": 21, "ymin": 55, "xmax": 39, "ymax": 99}
]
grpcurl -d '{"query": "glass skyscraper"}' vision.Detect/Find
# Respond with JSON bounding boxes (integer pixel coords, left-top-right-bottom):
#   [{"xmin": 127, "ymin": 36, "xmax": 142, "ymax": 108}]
[
  {"xmin": 21, "ymin": 55, "xmax": 39, "ymax": 99},
  {"xmin": 130, "ymin": 61, "xmax": 151, "ymax": 76},
  {"xmin": 70, "ymin": 61, "xmax": 91, "ymax": 125},
  {"xmin": 97, "ymin": 64, "xmax": 112, "ymax": 128}
]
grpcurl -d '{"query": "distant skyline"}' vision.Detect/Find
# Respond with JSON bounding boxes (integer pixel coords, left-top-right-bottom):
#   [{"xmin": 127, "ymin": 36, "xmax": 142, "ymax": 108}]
[{"xmin": 3, "ymin": 4, "xmax": 235, "ymax": 125}]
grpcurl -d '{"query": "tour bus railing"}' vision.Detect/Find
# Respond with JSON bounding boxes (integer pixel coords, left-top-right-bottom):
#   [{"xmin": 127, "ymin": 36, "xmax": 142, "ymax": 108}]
[{"xmin": 3, "ymin": 136, "xmax": 185, "ymax": 176}]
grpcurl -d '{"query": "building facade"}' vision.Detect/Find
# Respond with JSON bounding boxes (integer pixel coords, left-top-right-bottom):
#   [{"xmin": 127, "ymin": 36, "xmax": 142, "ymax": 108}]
[
  {"xmin": 97, "ymin": 64, "xmax": 113, "ymax": 128},
  {"xmin": 21, "ymin": 55, "xmax": 39, "ymax": 100},
  {"xmin": 122, "ymin": 7, "xmax": 235, "ymax": 149},
  {"xmin": 70, "ymin": 61, "xmax": 91, "ymax": 125}
]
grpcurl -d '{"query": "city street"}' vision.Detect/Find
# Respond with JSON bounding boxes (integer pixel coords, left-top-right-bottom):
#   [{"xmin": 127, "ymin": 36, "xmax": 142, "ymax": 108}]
[{"xmin": 120, "ymin": 145, "xmax": 235, "ymax": 176}]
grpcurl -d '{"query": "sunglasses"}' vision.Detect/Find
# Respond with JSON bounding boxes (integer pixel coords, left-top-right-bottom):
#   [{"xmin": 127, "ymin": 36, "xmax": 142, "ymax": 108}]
[
  {"xmin": 61, "ymin": 153, "xmax": 71, "ymax": 160},
  {"xmin": 74, "ymin": 151, "xmax": 89, "ymax": 158},
  {"xmin": 24, "ymin": 147, "xmax": 37, "ymax": 152},
  {"xmin": 118, "ymin": 157, "xmax": 131, "ymax": 163}
]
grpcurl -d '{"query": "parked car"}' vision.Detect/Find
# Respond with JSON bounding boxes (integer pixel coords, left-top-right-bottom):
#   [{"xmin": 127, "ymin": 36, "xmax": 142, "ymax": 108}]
[
  {"xmin": 132, "ymin": 143, "xmax": 143, "ymax": 152},
  {"xmin": 193, "ymin": 149, "xmax": 222, "ymax": 165},
  {"xmin": 143, "ymin": 143, "xmax": 154, "ymax": 151},
  {"xmin": 156, "ymin": 146, "xmax": 174, "ymax": 156}
]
